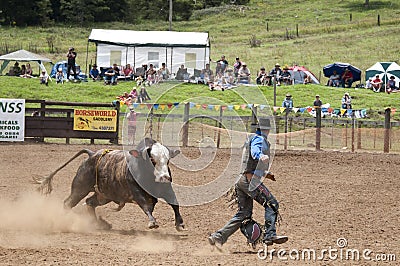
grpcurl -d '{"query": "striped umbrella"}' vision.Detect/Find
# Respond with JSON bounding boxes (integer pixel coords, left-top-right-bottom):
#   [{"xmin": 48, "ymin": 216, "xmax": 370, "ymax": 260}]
[{"xmin": 365, "ymin": 62, "xmax": 400, "ymax": 87}]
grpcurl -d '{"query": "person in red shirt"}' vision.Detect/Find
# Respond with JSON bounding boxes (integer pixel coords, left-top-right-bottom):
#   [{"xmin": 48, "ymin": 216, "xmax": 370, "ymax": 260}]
[
  {"xmin": 371, "ymin": 74, "xmax": 383, "ymax": 93},
  {"xmin": 341, "ymin": 68, "xmax": 353, "ymax": 88}
]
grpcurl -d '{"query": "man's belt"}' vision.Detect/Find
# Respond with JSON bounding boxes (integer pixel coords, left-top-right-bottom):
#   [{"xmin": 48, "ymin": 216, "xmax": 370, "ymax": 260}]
[{"xmin": 244, "ymin": 172, "xmax": 276, "ymax": 182}]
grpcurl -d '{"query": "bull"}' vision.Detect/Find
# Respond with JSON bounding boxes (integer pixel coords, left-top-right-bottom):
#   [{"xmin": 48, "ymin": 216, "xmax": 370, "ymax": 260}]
[{"xmin": 34, "ymin": 138, "xmax": 185, "ymax": 231}]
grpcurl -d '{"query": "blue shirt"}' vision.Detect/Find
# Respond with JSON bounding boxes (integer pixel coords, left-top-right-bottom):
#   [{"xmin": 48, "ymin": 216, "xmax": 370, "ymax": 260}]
[{"xmin": 250, "ymin": 130, "xmax": 270, "ymax": 177}]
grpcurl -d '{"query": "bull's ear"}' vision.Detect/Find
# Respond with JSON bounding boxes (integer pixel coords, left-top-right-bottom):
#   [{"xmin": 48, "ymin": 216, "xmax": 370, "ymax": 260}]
[
  {"xmin": 169, "ymin": 149, "xmax": 180, "ymax": 158},
  {"xmin": 129, "ymin": 150, "xmax": 140, "ymax": 157}
]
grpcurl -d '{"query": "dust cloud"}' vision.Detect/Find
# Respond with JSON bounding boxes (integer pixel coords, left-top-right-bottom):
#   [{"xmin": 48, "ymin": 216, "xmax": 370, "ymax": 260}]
[{"xmin": 0, "ymin": 192, "xmax": 94, "ymax": 234}]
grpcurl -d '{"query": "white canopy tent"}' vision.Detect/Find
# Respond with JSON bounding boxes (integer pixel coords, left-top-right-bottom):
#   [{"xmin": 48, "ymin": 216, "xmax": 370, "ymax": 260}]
[
  {"xmin": 87, "ymin": 29, "xmax": 210, "ymax": 75},
  {"xmin": 0, "ymin": 49, "xmax": 52, "ymax": 75}
]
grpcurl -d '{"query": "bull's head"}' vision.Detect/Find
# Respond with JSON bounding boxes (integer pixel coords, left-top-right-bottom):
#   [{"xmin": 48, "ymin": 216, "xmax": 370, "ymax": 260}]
[{"xmin": 129, "ymin": 141, "xmax": 180, "ymax": 183}]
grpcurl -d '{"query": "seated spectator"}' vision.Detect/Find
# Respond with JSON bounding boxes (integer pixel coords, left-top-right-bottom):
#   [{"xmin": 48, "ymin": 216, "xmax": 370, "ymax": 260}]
[
  {"xmin": 341, "ymin": 68, "xmax": 353, "ymax": 88},
  {"xmin": 89, "ymin": 64, "xmax": 101, "ymax": 81},
  {"xmin": 129, "ymin": 88, "xmax": 138, "ymax": 102},
  {"xmin": 157, "ymin": 63, "xmax": 170, "ymax": 81},
  {"xmin": 215, "ymin": 62, "xmax": 224, "ymax": 77},
  {"xmin": 123, "ymin": 64, "xmax": 134, "ymax": 80},
  {"xmin": 269, "ymin": 63, "xmax": 282, "ymax": 86},
  {"xmin": 25, "ymin": 63, "xmax": 33, "ymax": 77},
  {"xmin": 233, "ymin": 57, "xmax": 242, "ymax": 78},
  {"xmin": 19, "ymin": 64, "xmax": 27, "ymax": 78},
  {"xmin": 371, "ymin": 74, "xmax": 383, "ymax": 93},
  {"xmin": 327, "ymin": 70, "xmax": 340, "ymax": 87},
  {"xmin": 176, "ymin": 64, "xmax": 189, "ymax": 80},
  {"xmin": 256, "ymin": 67, "xmax": 268, "ymax": 85},
  {"xmin": 9, "ymin": 62, "xmax": 22, "ymax": 76},
  {"xmin": 237, "ymin": 62, "xmax": 251, "ymax": 84},
  {"xmin": 282, "ymin": 93, "xmax": 293, "ymax": 109},
  {"xmin": 386, "ymin": 76, "xmax": 398, "ymax": 94},
  {"xmin": 138, "ymin": 87, "xmax": 151, "ymax": 103},
  {"xmin": 135, "ymin": 65, "xmax": 146, "ymax": 79},
  {"xmin": 200, "ymin": 63, "xmax": 214, "ymax": 84},
  {"xmin": 313, "ymin": 95, "xmax": 322, "ymax": 107},
  {"xmin": 39, "ymin": 70, "xmax": 49, "ymax": 86},
  {"xmin": 341, "ymin": 92, "xmax": 352, "ymax": 109},
  {"xmin": 280, "ymin": 67, "xmax": 292, "ymax": 85},
  {"xmin": 104, "ymin": 66, "xmax": 117, "ymax": 85},
  {"xmin": 223, "ymin": 67, "xmax": 235, "ymax": 86},
  {"xmin": 55, "ymin": 68, "xmax": 65, "ymax": 84},
  {"xmin": 146, "ymin": 64, "xmax": 157, "ymax": 84},
  {"xmin": 365, "ymin": 78, "xmax": 373, "ymax": 90},
  {"xmin": 303, "ymin": 74, "xmax": 312, "ymax": 84}
]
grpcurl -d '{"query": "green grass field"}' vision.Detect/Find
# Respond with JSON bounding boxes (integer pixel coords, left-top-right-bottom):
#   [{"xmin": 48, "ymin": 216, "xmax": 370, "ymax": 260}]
[{"xmin": 0, "ymin": 0, "xmax": 399, "ymax": 120}]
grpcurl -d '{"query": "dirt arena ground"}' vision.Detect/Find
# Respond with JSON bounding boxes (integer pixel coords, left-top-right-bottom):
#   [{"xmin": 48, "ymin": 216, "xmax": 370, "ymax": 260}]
[{"xmin": 0, "ymin": 143, "xmax": 399, "ymax": 265}]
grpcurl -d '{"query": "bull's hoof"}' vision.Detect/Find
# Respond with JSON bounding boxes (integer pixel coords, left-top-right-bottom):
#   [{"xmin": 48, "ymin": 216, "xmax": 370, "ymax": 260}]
[
  {"xmin": 176, "ymin": 224, "xmax": 186, "ymax": 231},
  {"xmin": 148, "ymin": 221, "xmax": 159, "ymax": 229}
]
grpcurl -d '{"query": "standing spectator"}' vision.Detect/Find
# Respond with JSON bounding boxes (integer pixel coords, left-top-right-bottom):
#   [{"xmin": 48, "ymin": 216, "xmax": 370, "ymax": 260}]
[
  {"xmin": 238, "ymin": 62, "xmax": 251, "ymax": 84},
  {"xmin": 217, "ymin": 55, "xmax": 229, "ymax": 73},
  {"xmin": 313, "ymin": 95, "xmax": 322, "ymax": 107},
  {"xmin": 66, "ymin": 47, "xmax": 77, "ymax": 80},
  {"xmin": 269, "ymin": 63, "xmax": 282, "ymax": 86},
  {"xmin": 233, "ymin": 57, "xmax": 242, "ymax": 78},
  {"xmin": 126, "ymin": 108, "xmax": 137, "ymax": 146},
  {"xmin": 341, "ymin": 68, "xmax": 353, "ymax": 88},
  {"xmin": 89, "ymin": 64, "xmax": 100, "ymax": 81},
  {"xmin": 327, "ymin": 70, "xmax": 340, "ymax": 87},
  {"xmin": 39, "ymin": 70, "xmax": 49, "ymax": 86},
  {"xmin": 282, "ymin": 93, "xmax": 293, "ymax": 109},
  {"xmin": 371, "ymin": 74, "xmax": 383, "ymax": 93},
  {"xmin": 55, "ymin": 68, "xmax": 65, "ymax": 84},
  {"xmin": 341, "ymin": 92, "xmax": 352, "ymax": 109}
]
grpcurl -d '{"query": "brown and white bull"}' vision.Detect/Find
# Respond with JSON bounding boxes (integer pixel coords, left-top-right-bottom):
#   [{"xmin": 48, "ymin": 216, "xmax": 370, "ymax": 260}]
[{"xmin": 34, "ymin": 138, "xmax": 184, "ymax": 231}]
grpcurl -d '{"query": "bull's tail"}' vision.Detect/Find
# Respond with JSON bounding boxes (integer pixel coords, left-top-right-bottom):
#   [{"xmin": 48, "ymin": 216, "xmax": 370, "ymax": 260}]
[{"xmin": 33, "ymin": 149, "xmax": 94, "ymax": 195}]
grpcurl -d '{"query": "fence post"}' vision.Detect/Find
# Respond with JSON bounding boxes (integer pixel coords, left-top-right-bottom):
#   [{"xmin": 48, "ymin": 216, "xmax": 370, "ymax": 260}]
[
  {"xmin": 351, "ymin": 113, "xmax": 355, "ymax": 152},
  {"xmin": 251, "ymin": 105, "xmax": 257, "ymax": 133},
  {"xmin": 384, "ymin": 108, "xmax": 390, "ymax": 153},
  {"xmin": 216, "ymin": 106, "xmax": 223, "ymax": 148},
  {"xmin": 316, "ymin": 108, "xmax": 321, "ymax": 151},
  {"xmin": 275, "ymin": 116, "xmax": 280, "ymax": 144},
  {"xmin": 182, "ymin": 103, "xmax": 189, "ymax": 147},
  {"xmin": 357, "ymin": 120, "xmax": 362, "ymax": 149},
  {"xmin": 284, "ymin": 109, "xmax": 289, "ymax": 150}
]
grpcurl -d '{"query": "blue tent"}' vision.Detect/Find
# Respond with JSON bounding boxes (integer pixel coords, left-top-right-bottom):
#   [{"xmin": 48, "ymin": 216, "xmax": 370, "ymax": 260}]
[
  {"xmin": 323, "ymin": 62, "xmax": 362, "ymax": 82},
  {"xmin": 50, "ymin": 61, "xmax": 87, "ymax": 80}
]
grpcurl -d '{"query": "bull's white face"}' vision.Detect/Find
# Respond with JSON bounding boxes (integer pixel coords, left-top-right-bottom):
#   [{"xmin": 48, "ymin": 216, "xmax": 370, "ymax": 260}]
[{"xmin": 150, "ymin": 143, "xmax": 172, "ymax": 182}]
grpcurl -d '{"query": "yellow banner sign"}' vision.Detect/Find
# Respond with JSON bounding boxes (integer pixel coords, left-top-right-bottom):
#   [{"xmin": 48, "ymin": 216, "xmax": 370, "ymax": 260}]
[{"xmin": 73, "ymin": 109, "xmax": 117, "ymax": 132}]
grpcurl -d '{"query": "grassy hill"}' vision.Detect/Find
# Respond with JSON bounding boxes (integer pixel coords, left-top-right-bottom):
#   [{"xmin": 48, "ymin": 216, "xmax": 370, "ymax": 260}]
[{"xmin": 0, "ymin": 0, "xmax": 399, "ymax": 119}]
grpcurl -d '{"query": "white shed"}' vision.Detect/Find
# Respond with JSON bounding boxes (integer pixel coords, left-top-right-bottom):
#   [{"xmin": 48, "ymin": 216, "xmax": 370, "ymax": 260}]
[{"xmin": 87, "ymin": 29, "xmax": 210, "ymax": 75}]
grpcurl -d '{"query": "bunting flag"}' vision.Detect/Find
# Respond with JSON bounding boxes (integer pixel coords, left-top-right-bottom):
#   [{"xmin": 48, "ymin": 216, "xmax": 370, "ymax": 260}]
[{"xmin": 123, "ymin": 101, "xmax": 374, "ymax": 118}]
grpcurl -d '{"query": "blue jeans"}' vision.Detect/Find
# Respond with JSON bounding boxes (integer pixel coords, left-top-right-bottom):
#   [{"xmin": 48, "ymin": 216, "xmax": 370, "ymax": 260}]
[{"xmin": 215, "ymin": 174, "xmax": 279, "ymax": 244}]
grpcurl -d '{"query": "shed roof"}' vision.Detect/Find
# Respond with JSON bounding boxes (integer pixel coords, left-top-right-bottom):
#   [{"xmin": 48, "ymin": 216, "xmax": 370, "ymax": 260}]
[{"xmin": 88, "ymin": 29, "xmax": 210, "ymax": 48}]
